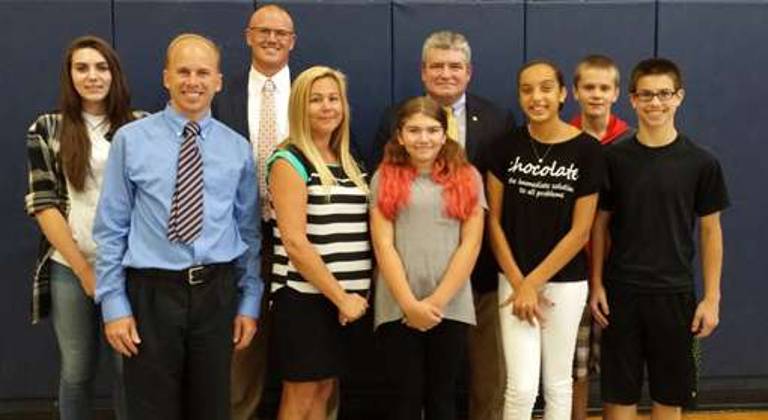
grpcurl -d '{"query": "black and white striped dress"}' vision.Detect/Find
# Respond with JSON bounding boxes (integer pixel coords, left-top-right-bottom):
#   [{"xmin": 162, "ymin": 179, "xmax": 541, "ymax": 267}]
[{"xmin": 268, "ymin": 146, "xmax": 372, "ymax": 294}]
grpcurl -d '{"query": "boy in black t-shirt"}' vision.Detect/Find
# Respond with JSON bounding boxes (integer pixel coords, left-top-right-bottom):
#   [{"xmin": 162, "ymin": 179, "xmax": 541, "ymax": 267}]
[{"xmin": 590, "ymin": 58, "xmax": 729, "ymax": 420}]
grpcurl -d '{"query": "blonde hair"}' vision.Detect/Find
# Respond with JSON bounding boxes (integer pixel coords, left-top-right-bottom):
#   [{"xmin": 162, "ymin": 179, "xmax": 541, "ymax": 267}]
[{"xmin": 286, "ymin": 66, "xmax": 368, "ymax": 193}]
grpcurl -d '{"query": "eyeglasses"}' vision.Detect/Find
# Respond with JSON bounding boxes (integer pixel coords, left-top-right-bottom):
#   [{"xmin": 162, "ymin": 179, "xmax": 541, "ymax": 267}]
[
  {"xmin": 248, "ymin": 26, "xmax": 294, "ymax": 41},
  {"xmin": 632, "ymin": 89, "xmax": 679, "ymax": 103}
]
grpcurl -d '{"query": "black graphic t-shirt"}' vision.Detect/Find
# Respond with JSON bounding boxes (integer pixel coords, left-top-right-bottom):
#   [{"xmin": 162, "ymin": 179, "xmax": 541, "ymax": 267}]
[{"xmin": 488, "ymin": 126, "xmax": 604, "ymax": 282}]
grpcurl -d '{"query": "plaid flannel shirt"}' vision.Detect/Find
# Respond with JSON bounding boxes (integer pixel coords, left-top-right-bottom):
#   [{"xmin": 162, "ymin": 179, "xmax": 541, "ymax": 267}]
[{"xmin": 24, "ymin": 111, "xmax": 146, "ymax": 324}]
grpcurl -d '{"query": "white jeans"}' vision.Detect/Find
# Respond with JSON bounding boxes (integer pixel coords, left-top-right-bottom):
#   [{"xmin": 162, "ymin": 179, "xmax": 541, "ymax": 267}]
[{"xmin": 498, "ymin": 276, "xmax": 588, "ymax": 420}]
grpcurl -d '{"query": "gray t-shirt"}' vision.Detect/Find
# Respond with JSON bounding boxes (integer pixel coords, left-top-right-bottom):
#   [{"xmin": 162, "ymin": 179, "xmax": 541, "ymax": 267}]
[{"xmin": 371, "ymin": 168, "xmax": 486, "ymax": 328}]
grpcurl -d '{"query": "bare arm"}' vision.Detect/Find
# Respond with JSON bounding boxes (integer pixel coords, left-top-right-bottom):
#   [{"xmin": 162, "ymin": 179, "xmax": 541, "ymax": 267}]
[
  {"xmin": 370, "ymin": 206, "xmax": 417, "ymax": 309},
  {"xmin": 35, "ymin": 208, "xmax": 95, "ymax": 296},
  {"xmin": 691, "ymin": 212, "xmax": 723, "ymax": 338},
  {"xmin": 269, "ymin": 160, "xmax": 367, "ymax": 322},
  {"xmin": 513, "ymin": 193, "xmax": 598, "ymax": 323},
  {"xmin": 428, "ymin": 205, "xmax": 484, "ymax": 309},
  {"xmin": 525, "ymin": 193, "xmax": 597, "ymax": 288},
  {"xmin": 589, "ymin": 210, "xmax": 612, "ymax": 327},
  {"xmin": 370, "ymin": 206, "xmax": 441, "ymax": 330},
  {"xmin": 487, "ymin": 172, "xmax": 554, "ymax": 323},
  {"xmin": 486, "ymin": 172, "xmax": 525, "ymax": 290}
]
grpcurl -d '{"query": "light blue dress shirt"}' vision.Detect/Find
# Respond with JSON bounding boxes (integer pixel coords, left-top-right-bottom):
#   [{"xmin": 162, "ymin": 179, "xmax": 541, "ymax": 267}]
[{"xmin": 94, "ymin": 105, "xmax": 262, "ymax": 322}]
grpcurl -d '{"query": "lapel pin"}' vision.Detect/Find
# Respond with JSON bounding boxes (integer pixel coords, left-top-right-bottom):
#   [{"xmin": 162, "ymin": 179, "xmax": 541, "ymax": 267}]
[{"xmin": 472, "ymin": 115, "xmax": 478, "ymax": 122}]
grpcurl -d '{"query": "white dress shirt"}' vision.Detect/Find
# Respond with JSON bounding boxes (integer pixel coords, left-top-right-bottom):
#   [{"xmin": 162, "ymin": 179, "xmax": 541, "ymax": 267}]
[{"xmin": 247, "ymin": 65, "xmax": 291, "ymax": 163}]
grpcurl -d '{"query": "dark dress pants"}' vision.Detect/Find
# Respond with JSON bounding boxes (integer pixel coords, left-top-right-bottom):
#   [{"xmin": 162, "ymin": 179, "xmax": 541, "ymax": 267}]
[
  {"xmin": 124, "ymin": 264, "xmax": 238, "ymax": 420},
  {"xmin": 378, "ymin": 319, "xmax": 468, "ymax": 420}
]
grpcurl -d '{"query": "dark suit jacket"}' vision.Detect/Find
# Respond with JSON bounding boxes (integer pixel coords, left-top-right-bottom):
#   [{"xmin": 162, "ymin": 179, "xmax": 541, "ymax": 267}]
[
  {"xmin": 370, "ymin": 93, "xmax": 517, "ymax": 293},
  {"xmin": 213, "ymin": 70, "xmax": 251, "ymax": 139},
  {"xmin": 213, "ymin": 67, "xmax": 369, "ymax": 168}
]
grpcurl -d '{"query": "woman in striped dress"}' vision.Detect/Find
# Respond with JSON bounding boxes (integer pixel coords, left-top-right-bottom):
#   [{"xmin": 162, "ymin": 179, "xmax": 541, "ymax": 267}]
[{"xmin": 267, "ymin": 66, "xmax": 372, "ymax": 420}]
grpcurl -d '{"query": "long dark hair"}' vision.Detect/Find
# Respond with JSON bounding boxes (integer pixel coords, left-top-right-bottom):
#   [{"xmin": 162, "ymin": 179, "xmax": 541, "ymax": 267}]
[{"xmin": 58, "ymin": 35, "xmax": 134, "ymax": 191}]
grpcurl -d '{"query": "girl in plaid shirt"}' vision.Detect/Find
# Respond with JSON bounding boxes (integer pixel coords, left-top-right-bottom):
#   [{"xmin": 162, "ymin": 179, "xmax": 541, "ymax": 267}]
[{"xmin": 25, "ymin": 35, "xmax": 144, "ymax": 420}]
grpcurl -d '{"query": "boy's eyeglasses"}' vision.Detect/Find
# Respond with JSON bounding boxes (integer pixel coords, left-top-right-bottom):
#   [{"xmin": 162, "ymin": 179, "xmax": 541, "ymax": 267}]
[{"xmin": 632, "ymin": 89, "xmax": 679, "ymax": 103}]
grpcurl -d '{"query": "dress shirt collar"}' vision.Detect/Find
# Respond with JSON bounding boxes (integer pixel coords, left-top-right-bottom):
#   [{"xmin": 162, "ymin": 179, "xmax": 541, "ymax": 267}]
[
  {"xmin": 248, "ymin": 64, "xmax": 291, "ymax": 96},
  {"xmin": 449, "ymin": 93, "xmax": 467, "ymax": 115},
  {"xmin": 427, "ymin": 93, "xmax": 467, "ymax": 115},
  {"xmin": 162, "ymin": 103, "xmax": 213, "ymax": 141}
]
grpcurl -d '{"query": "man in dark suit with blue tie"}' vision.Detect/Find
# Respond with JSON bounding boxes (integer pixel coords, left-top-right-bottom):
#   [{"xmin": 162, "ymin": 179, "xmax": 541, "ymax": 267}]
[{"xmin": 371, "ymin": 30, "xmax": 516, "ymax": 420}]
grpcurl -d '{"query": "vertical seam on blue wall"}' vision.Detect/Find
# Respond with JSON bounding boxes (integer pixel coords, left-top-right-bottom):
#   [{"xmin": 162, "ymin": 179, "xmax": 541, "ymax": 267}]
[
  {"xmin": 522, "ymin": 0, "xmax": 528, "ymax": 62},
  {"xmin": 110, "ymin": 0, "xmax": 116, "ymax": 48},
  {"xmin": 389, "ymin": 1, "xmax": 395, "ymax": 106},
  {"xmin": 654, "ymin": 0, "xmax": 659, "ymax": 57}
]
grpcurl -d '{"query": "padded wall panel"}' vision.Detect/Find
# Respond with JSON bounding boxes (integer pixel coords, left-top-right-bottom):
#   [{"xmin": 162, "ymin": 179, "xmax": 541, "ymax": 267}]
[
  {"xmin": 276, "ymin": 0, "xmax": 392, "ymax": 169},
  {"xmin": 392, "ymin": 0, "xmax": 524, "ymax": 117},
  {"xmin": 526, "ymin": 0, "xmax": 655, "ymax": 121},
  {"xmin": 658, "ymin": 0, "xmax": 768, "ymax": 378},
  {"xmin": 0, "ymin": 0, "xmax": 112, "ymax": 399},
  {"xmin": 113, "ymin": 0, "xmax": 254, "ymax": 114}
]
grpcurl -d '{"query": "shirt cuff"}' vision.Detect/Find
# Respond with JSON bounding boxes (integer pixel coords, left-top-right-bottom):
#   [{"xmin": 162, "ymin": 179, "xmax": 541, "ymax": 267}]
[
  {"xmin": 237, "ymin": 293, "xmax": 261, "ymax": 319},
  {"xmin": 101, "ymin": 292, "xmax": 133, "ymax": 322}
]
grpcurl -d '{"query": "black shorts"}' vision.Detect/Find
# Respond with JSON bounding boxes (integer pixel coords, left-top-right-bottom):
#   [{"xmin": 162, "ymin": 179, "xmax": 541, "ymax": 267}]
[
  {"xmin": 271, "ymin": 286, "xmax": 343, "ymax": 382},
  {"xmin": 600, "ymin": 287, "xmax": 697, "ymax": 406}
]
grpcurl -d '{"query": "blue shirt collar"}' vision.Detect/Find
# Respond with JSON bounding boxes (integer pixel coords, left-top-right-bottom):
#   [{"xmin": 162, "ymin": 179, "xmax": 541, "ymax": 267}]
[{"xmin": 162, "ymin": 103, "xmax": 213, "ymax": 141}]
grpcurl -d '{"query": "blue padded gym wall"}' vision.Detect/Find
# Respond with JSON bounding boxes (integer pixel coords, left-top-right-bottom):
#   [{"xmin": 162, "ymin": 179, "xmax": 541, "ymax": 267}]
[
  {"xmin": 114, "ymin": 0, "xmax": 255, "ymax": 113},
  {"xmin": 1, "ymin": 0, "xmax": 766, "ymax": 411},
  {"xmin": 525, "ymin": 0, "xmax": 655, "ymax": 122},
  {"xmin": 657, "ymin": 0, "xmax": 768, "ymax": 389},
  {"xmin": 276, "ymin": 0, "xmax": 392, "ymax": 167},
  {"xmin": 0, "ymin": 0, "xmax": 113, "ymax": 399},
  {"xmin": 391, "ymin": 0, "xmax": 524, "ymax": 120}
]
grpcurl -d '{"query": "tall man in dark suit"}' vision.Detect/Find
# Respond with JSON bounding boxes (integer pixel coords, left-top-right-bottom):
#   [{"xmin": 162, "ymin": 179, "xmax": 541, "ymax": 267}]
[
  {"xmin": 214, "ymin": 4, "xmax": 295, "ymax": 420},
  {"xmin": 372, "ymin": 30, "xmax": 516, "ymax": 420}
]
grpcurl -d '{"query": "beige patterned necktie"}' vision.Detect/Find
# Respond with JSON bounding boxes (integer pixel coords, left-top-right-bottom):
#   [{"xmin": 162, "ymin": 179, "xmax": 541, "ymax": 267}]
[{"xmin": 257, "ymin": 79, "xmax": 277, "ymax": 220}]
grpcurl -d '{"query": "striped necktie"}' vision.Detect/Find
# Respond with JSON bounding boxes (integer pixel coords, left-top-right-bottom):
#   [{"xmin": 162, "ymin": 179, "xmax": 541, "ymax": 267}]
[{"xmin": 168, "ymin": 121, "xmax": 204, "ymax": 243}]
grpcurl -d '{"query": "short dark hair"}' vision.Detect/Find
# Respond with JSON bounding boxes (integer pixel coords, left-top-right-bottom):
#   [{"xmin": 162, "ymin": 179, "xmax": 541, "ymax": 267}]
[
  {"xmin": 573, "ymin": 54, "xmax": 620, "ymax": 87},
  {"xmin": 629, "ymin": 58, "xmax": 683, "ymax": 93}
]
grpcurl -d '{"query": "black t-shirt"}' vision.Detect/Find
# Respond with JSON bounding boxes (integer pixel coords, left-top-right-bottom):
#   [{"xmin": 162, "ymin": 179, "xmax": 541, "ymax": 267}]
[
  {"xmin": 488, "ymin": 126, "xmax": 604, "ymax": 282},
  {"xmin": 600, "ymin": 135, "xmax": 730, "ymax": 292}
]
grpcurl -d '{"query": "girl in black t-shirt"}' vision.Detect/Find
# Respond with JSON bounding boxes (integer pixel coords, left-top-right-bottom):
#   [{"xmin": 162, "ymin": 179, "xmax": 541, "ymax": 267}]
[{"xmin": 487, "ymin": 60, "xmax": 604, "ymax": 420}]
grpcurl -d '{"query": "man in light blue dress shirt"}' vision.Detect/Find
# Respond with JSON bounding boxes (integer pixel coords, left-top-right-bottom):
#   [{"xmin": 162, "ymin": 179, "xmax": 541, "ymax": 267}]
[{"xmin": 94, "ymin": 33, "xmax": 261, "ymax": 420}]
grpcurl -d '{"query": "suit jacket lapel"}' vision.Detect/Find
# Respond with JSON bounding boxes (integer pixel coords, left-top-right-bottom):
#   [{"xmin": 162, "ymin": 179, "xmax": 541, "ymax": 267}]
[
  {"xmin": 236, "ymin": 73, "xmax": 249, "ymax": 138},
  {"xmin": 465, "ymin": 94, "xmax": 480, "ymax": 162}
]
